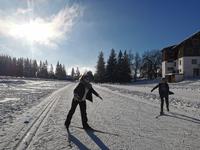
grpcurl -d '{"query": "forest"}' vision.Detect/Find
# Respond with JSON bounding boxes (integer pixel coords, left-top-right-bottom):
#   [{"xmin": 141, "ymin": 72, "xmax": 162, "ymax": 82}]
[{"xmin": 0, "ymin": 49, "xmax": 161, "ymax": 82}]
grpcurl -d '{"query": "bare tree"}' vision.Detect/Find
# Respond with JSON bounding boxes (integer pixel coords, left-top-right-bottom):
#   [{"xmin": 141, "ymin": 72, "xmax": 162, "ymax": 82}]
[{"xmin": 141, "ymin": 50, "xmax": 162, "ymax": 79}]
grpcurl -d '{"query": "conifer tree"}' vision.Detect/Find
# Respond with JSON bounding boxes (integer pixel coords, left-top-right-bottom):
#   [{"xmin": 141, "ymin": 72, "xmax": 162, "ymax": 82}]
[
  {"xmin": 23, "ymin": 58, "xmax": 31, "ymax": 77},
  {"xmin": 55, "ymin": 61, "xmax": 61, "ymax": 79},
  {"xmin": 61, "ymin": 64, "xmax": 67, "ymax": 79},
  {"xmin": 116, "ymin": 50, "xmax": 124, "ymax": 83},
  {"xmin": 75, "ymin": 67, "xmax": 80, "ymax": 79},
  {"xmin": 105, "ymin": 49, "xmax": 117, "ymax": 82},
  {"xmin": 16, "ymin": 58, "xmax": 23, "ymax": 77},
  {"xmin": 11, "ymin": 57, "xmax": 17, "ymax": 76},
  {"xmin": 32, "ymin": 60, "xmax": 38, "ymax": 77},
  {"xmin": 55, "ymin": 62, "xmax": 66, "ymax": 80},
  {"xmin": 71, "ymin": 68, "xmax": 75, "ymax": 78},
  {"xmin": 95, "ymin": 51, "xmax": 106, "ymax": 83},
  {"xmin": 122, "ymin": 51, "xmax": 132, "ymax": 82},
  {"xmin": 49, "ymin": 64, "xmax": 55, "ymax": 79}
]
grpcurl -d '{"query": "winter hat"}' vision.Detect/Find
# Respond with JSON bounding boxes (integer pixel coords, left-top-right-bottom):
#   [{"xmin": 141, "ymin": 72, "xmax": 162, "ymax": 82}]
[{"xmin": 85, "ymin": 71, "xmax": 94, "ymax": 81}]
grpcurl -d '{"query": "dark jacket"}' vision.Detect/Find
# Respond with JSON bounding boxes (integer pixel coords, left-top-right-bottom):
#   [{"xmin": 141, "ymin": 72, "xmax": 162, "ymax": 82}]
[
  {"xmin": 74, "ymin": 82, "xmax": 99, "ymax": 102},
  {"xmin": 151, "ymin": 82, "xmax": 169, "ymax": 97}
]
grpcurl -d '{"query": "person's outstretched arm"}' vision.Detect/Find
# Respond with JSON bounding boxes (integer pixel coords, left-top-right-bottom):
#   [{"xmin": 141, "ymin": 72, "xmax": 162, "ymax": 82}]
[
  {"xmin": 151, "ymin": 84, "xmax": 159, "ymax": 92},
  {"xmin": 91, "ymin": 87, "xmax": 103, "ymax": 100},
  {"xmin": 166, "ymin": 83, "xmax": 169, "ymax": 93}
]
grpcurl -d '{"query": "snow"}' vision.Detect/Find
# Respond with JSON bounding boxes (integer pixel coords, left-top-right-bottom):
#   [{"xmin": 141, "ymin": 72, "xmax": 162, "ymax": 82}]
[
  {"xmin": 0, "ymin": 78, "xmax": 200, "ymax": 150},
  {"xmin": 100, "ymin": 80, "xmax": 200, "ymax": 114},
  {"xmin": 0, "ymin": 97, "xmax": 20, "ymax": 103},
  {"xmin": 0, "ymin": 77, "xmax": 69, "ymax": 127}
]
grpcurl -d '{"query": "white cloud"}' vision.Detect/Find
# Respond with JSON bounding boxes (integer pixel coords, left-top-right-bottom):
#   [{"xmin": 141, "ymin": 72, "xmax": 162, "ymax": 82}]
[
  {"xmin": 0, "ymin": 4, "xmax": 82, "ymax": 47},
  {"xmin": 16, "ymin": 8, "xmax": 33, "ymax": 15}
]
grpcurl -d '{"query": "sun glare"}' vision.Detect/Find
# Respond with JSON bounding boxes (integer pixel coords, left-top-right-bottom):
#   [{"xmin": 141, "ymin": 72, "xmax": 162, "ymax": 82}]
[
  {"xmin": 0, "ymin": 5, "xmax": 81, "ymax": 47},
  {"xmin": 9, "ymin": 20, "xmax": 54, "ymax": 44}
]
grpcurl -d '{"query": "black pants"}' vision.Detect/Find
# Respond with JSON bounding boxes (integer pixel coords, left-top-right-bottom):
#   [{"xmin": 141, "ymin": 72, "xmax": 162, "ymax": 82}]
[
  {"xmin": 160, "ymin": 96, "xmax": 169, "ymax": 113},
  {"xmin": 65, "ymin": 99, "xmax": 88, "ymax": 127}
]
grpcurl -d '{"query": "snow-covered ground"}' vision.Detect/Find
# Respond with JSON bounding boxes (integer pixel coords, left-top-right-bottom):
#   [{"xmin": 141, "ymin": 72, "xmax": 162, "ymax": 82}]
[
  {"xmin": 100, "ymin": 80, "xmax": 200, "ymax": 116},
  {"xmin": 0, "ymin": 77, "xmax": 69, "ymax": 128},
  {"xmin": 0, "ymin": 79, "xmax": 200, "ymax": 150}
]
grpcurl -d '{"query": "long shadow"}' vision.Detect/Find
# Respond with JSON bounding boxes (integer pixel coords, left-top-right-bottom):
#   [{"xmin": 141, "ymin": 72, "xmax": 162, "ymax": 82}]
[
  {"xmin": 163, "ymin": 112, "xmax": 200, "ymax": 124},
  {"xmin": 67, "ymin": 130, "xmax": 90, "ymax": 150},
  {"xmin": 85, "ymin": 130, "xmax": 110, "ymax": 150}
]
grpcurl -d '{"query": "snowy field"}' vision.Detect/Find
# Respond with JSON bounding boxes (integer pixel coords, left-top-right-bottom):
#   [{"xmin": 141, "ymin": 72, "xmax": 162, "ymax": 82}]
[
  {"xmin": 0, "ymin": 79, "xmax": 200, "ymax": 150},
  {"xmin": 0, "ymin": 77, "xmax": 69, "ymax": 128},
  {"xmin": 100, "ymin": 80, "xmax": 200, "ymax": 116}
]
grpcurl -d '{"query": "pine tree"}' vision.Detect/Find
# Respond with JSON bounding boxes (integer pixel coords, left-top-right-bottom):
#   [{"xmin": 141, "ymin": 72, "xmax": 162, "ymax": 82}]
[
  {"xmin": 75, "ymin": 67, "xmax": 80, "ymax": 80},
  {"xmin": 43, "ymin": 60, "xmax": 49, "ymax": 78},
  {"xmin": 116, "ymin": 50, "xmax": 124, "ymax": 83},
  {"xmin": 71, "ymin": 67, "xmax": 75, "ymax": 78},
  {"xmin": 55, "ymin": 61, "xmax": 61, "ymax": 79},
  {"xmin": 0, "ymin": 55, "xmax": 3, "ymax": 76},
  {"xmin": 16, "ymin": 58, "xmax": 23, "ymax": 77},
  {"xmin": 95, "ymin": 51, "xmax": 106, "ymax": 83},
  {"xmin": 61, "ymin": 64, "xmax": 67, "ymax": 79},
  {"xmin": 105, "ymin": 49, "xmax": 118, "ymax": 83},
  {"xmin": 23, "ymin": 58, "xmax": 31, "ymax": 77},
  {"xmin": 32, "ymin": 60, "xmax": 38, "ymax": 77},
  {"xmin": 11, "ymin": 57, "xmax": 17, "ymax": 76},
  {"xmin": 37, "ymin": 61, "xmax": 48, "ymax": 78},
  {"xmin": 55, "ymin": 62, "xmax": 66, "ymax": 80},
  {"xmin": 122, "ymin": 51, "xmax": 132, "ymax": 82},
  {"xmin": 49, "ymin": 64, "xmax": 55, "ymax": 79}
]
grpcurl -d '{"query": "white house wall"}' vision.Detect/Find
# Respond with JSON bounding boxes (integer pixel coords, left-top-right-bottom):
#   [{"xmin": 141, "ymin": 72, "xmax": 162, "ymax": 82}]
[
  {"xmin": 162, "ymin": 61, "xmax": 175, "ymax": 77},
  {"xmin": 162, "ymin": 61, "xmax": 166, "ymax": 77},
  {"xmin": 181, "ymin": 56, "xmax": 200, "ymax": 78}
]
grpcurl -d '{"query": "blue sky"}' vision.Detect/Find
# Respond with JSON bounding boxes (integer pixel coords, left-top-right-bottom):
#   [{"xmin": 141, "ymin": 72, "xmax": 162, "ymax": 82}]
[{"xmin": 0, "ymin": 0, "xmax": 200, "ymax": 73}]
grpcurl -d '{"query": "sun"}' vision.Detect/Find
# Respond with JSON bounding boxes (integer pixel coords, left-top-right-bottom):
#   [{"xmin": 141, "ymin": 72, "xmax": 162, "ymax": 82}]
[{"xmin": 9, "ymin": 20, "xmax": 54, "ymax": 44}]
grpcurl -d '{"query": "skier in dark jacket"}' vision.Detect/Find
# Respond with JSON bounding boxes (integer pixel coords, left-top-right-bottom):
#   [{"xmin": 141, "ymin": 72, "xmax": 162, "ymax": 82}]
[
  {"xmin": 151, "ymin": 78, "xmax": 169, "ymax": 115},
  {"xmin": 65, "ymin": 71, "xmax": 103, "ymax": 130}
]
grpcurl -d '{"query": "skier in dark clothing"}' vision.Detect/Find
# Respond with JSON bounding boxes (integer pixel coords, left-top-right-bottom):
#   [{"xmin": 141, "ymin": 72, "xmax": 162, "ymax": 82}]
[
  {"xmin": 151, "ymin": 78, "xmax": 170, "ymax": 115},
  {"xmin": 65, "ymin": 71, "xmax": 103, "ymax": 130}
]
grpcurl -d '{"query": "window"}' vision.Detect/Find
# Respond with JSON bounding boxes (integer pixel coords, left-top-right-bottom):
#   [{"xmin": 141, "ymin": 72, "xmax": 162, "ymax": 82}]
[
  {"xmin": 179, "ymin": 60, "xmax": 181, "ymax": 65},
  {"xmin": 168, "ymin": 67, "xmax": 174, "ymax": 71},
  {"xmin": 179, "ymin": 69, "xmax": 182, "ymax": 73},
  {"xmin": 168, "ymin": 59, "xmax": 174, "ymax": 62},
  {"xmin": 192, "ymin": 59, "xmax": 197, "ymax": 64},
  {"xmin": 174, "ymin": 62, "xmax": 176, "ymax": 66},
  {"xmin": 193, "ymin": 68, "xmax": 200, "ymax": 77}
]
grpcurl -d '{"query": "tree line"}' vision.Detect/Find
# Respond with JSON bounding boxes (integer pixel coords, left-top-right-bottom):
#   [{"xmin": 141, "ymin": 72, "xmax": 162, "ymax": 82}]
[
  {"xmin": 0, "ymin": 48, "xmax": 161, "ymax": 82},
  {"xmin": 94, "ymin": 49, "xmax": 162, "ymax": 83},
  {"xmin": 0, "ymin": 55, "xmax": 67, "ymax": 80}
]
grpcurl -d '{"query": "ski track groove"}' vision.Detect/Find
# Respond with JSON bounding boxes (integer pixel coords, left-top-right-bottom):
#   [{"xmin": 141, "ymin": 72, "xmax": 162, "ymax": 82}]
[
  {"xmin": 16, "ymin": 96, "xmax": 59, "ymax": 149},
  {"xmin": 2, "ymin": 84, "xmax": 72, "ymax": 150}
]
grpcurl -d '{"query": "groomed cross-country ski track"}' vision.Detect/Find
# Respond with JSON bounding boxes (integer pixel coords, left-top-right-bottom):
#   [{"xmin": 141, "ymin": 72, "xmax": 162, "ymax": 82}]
[{"xmin": 1, "ymin": 82, "xmax": 200, "ymax": 150}]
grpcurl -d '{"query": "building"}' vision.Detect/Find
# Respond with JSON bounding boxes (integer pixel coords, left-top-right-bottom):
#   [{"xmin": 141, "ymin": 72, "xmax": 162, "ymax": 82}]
[{"xmin": 162, "ymin": 31, "xmax": 200, "ymax": 82}]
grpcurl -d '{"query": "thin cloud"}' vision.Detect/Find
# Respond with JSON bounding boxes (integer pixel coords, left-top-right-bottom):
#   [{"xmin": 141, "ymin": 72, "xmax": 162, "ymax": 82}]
[
  {"xmin": 16, "ymin": 8, "xmax": 33, "ymax": 15},
  {"xmin": 0, "ymin": 4, "xmax": 82, "ymax": 47}
]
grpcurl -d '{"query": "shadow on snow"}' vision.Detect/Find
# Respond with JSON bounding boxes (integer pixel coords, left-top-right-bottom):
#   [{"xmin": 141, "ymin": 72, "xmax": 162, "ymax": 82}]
[
  {"xmin": 156, "ymin": 111, "xmax": 200, "ymax": 124},
  {"xmin": 67, "ymin": 126, "xmax": 119, "ymax": 149},
  {"xmin": 67, "ymin": 130, "xmax": 90, "ymax": 150}
]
